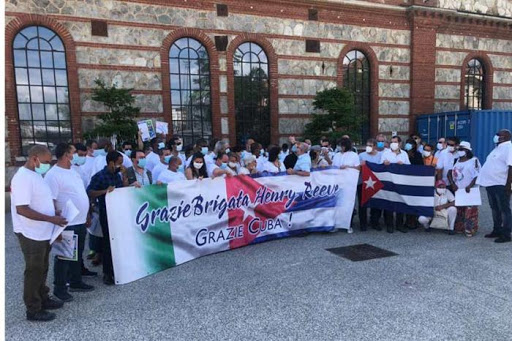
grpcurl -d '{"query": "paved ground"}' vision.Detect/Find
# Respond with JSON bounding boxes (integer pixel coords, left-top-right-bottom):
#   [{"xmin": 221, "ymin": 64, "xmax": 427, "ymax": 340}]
[{"xmin": 5, "ymin": 189, "xmax": 512, "ymax": 340}]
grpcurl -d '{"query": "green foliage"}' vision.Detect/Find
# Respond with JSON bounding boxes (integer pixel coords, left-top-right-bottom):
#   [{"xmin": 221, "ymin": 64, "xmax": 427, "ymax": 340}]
[
  {"xmin": 83, "ymin": 79, "xmax": 140, "ymax": 143},
  {"xmin": 303, "ymin": 87, "xmax": 360, "ymax": 144}
]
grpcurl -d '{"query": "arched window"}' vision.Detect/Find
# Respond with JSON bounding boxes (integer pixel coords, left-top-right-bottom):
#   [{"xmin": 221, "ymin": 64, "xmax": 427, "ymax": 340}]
[
  {"xmin": 13, "ymin": 26, "xmax": 71, "ymax": 155},
  {"xmin": 233, "ymin": 42, "xmax": 270, "ymax": 146},
  {"xmin": 169, "ymin": 37, "xmax": 212, "ymax": 145},
  {"xmin": 342, "ymin": 50, "xmax": 370, "ymax": 144},
  {"xmin": 464, "ymin": 59, "xmax": 484, "ymax": 110}
]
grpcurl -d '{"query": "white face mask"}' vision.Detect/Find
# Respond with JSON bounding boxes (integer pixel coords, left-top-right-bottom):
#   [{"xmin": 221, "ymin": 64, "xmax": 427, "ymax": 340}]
[
  {"xmin": 437, "ymin": 143, "xmax": 444, "ymax": 150},
  {"xmin": 390, "ymin": 142, "xmax": 399, "ymax": 151},
  {"xmin": 437, "ymin": 188, "xmax": 446, "ymax": 195},
  {"xmin": 457, "ymin": 150, "xmax": 466, "ymax": 158},
  {"xmin": 228, "ymin": 162, "xmax": 237, "ymax": 168},
  {"xmin": 176, "ymin": 144, "xmax": 182, "ymax": 152},
  {"xmin": 193, "ymin": 162, "xmax": 203, "ymax": 170},
  {"xmin": 422, "ymin": 151, "xmax": 432, "ymax": 157},
  {"xmin": 365, "ymin": 146, "xmax": 373, "ymax": 153},
  {"xmin": 447, "ymin": 146, "xmax": 455, "ymax": 153}
]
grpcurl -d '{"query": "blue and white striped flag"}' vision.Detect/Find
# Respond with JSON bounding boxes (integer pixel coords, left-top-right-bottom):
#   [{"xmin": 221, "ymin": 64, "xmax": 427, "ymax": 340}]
[{"xmin": 361, "ymin": 163, "xmax": 435, "ymax": 217}]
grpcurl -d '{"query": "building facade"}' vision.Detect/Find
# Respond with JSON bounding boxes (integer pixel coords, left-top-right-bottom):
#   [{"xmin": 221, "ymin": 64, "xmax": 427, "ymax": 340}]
[{"xmin": 5, "ymin": 0, "xmax": 512, "ymax": 163}]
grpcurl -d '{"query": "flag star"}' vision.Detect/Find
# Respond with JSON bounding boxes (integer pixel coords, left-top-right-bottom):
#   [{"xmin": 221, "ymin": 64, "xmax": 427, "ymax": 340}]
[
  {"xmin": 364, "ymin": 177, "xmax": 376, "ymax": 190},
  {"xmin": 240, "ymin": 202, "xmax": 257, "ymax": 222}
]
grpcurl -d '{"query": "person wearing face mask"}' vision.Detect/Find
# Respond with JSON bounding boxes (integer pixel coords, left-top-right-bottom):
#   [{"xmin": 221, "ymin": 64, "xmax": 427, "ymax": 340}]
[
  {"xmin": 358, "ymin": 138, "xmax": 383, "ymax": 231},
  {"xmin": 477, "ymin": 129, "xmax": 512, "ymax": 243},
  {"xmin": 71, "ymin": 143, "xmax": 89, "ymax": 188},
  {"xmin": 279, "ymin": 143, "xmax": 290, "ymax": 163},
  {"xmin": 157, "ymin": 156, "xmax": 186, "ymax": 184},
  {"xmin": 87, "ymin": 151, "xmax": 128, "ymax": 285},
  {"xmin": 375, "ymin": 133, "xmax": 388, "ymax": 152},
  {"xmin": 90, "ymin": 138, "xmax": 115, "ymax": 179},
  {"xmin": 151, "ymin": 147, "xmax": 172, "ymax": 183},
  {"xmin": 449, "ymin": 141, "xmax": 481, "ymax": 237},
  {"xmin": 226, "ymin": 152, "xmax": 241, "ymax": 175},
  {"xmin": 262, "ymin": 146, "xmax": 287, "ymax": 173},
  {"xmin": 284, "ymin": 142, "xmax": 299, "ymax": 170},
  {"xmin": 381, "ymin": 136, "xmax": 411, "ymax": 166},
  {"xmin": 422, "ymin": 144, "xmax": 438, "ymax": 167},
  {"xmin": 436, "ymin": 136, "xmax": 459, "ymax": 187},
  {"xmin": 208, "ymin": 152, "xmax": 233, "ymax": 179},
  {"xmin": 82, "ymin": 140, "xmax": 98, "ymax": 186},
  {"xmin": 168, "ymin": 136, "xmax": 186, "ymax": 165},
  {"xmin": 145, "ymin": 138, "xmax": 166, "ymax": 173},
  {"xmin": 186, "ymin": 138, "xmax": 209, "ymax": 168},
  {"xmin": 126, "ymin": 150, "xmax": 153, "ymax": 187},
  {"xmin": 44, "ymin": 143, "xmax": 95, "ymax": 302},
  {"xmin": 381, "ymin": 136, "xmax": 410, "ymax": 233},
  {"xmin": 186, "ymin": 153, "xmax": 209, "ymax": 180},
  {"xmin": 410, "ymin": 133, "xmax": 424, "ymax": 154},
  {"xmin": 404, "ymin": 138, "xmax": 424, "ymax": 165},
  {"xmin": 204, "ymin": 138, "xmax": 220, "ymax": 166},
  {"xmin": 11, "ymin": 145, "xmax": 68, "ymax": 321},
  {"xmin": 239, "ymin": 155, "xmax": 258, "ymax": 175},
  {"xmin": 333, "ymin": 137, "xmax": 361, "ymax": 170},
  {"xmin": 251, "ymin": 142, "xmax": 267, "ymax": 173},
  {"xmin": 434, "ymin": 137, "xmax": 447, "ymax": 158},
  {"xmin": 418, "ymin": 180, "xmax": 456, "ymax": 234},
  {"xmin": 287, "ymin": 142, "xmax": 311, "ymax": 177}
]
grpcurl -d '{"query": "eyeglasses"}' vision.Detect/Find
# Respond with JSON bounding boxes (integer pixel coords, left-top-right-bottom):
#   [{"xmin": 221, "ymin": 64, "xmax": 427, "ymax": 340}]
[{"xmin": 447, "ymin": 143, "xmax": 455, "ymax": 146}]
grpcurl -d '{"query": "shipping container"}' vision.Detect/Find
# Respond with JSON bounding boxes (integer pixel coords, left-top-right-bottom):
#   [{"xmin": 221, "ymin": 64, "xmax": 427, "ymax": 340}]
[{"xmin": 417, "ymin": 110, "xmax": 512, "ymax": 163}]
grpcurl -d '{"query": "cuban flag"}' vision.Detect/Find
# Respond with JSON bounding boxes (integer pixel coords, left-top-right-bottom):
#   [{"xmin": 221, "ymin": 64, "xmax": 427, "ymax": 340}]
[{"xmin": 361, "ymin": 163, "xmax": 435, "ymax": 217}]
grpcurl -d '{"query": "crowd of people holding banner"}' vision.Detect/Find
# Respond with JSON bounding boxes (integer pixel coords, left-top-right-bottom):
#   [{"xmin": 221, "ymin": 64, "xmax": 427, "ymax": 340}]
[{"xmin": 10, "ymin": 127, "xmax": 512, "ymax": 321}]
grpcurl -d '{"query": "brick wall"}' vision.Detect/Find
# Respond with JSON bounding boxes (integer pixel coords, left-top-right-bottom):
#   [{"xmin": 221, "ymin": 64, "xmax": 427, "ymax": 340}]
[{"xmin": 4, "ymin": 0, "xmax": 512, "ymax": 163}]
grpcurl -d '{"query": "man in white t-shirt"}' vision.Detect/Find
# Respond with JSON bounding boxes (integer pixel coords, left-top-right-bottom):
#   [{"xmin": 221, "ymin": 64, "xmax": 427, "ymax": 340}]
[
  {"xmin": 477, "ymin": 129, "xmax": 512, "ymax": 243},
  {"xmin": 436, "ymin": 136, "xmax": 459, "ymax": 188},
  {"xmin": 145, "ymin": 138, "xmax": 165, "ymax": 173},
  {"xmin": 10, "ymin": 145, "xmax": 67, "ymax": 322},
  {"xmin": 45, "ymin": 143, "xmax": 95, "ymax": 302},
  {"xmin": 157, "ymin": 156, "xmax": 186, "ymax": 184},
  {"xmin": 152, "ymin": 147, "xmax": 172, "ymax": 182},
  {"xmin": 208, "ymin": 152, "xmax": 232, "ymax": 178},
  {"xmin": 81, "ymin": 139, "xmax": 98, "ymax": 187}
]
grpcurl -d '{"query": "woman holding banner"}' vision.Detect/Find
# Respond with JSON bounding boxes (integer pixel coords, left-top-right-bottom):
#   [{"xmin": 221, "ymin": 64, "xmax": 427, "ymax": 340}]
[
  {"xmin": 449, "ymin": 141, "xmax": 481, "ymax": 237},
  {"xmin": 185, "ymin": 153, "xmax": 209, "ymax": 180}
]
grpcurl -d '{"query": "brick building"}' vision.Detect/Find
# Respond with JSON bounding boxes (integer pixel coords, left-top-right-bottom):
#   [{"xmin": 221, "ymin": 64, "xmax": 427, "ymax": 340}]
[{"xmin": 4, "ymin": 0, "xmax": 512, "ymax": 164}]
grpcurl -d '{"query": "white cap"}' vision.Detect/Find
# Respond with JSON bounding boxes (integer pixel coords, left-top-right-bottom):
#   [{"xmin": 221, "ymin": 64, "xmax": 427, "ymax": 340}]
[{"xmin": 459, "ymin": 141, "xmax": 472, "ymax": 151}]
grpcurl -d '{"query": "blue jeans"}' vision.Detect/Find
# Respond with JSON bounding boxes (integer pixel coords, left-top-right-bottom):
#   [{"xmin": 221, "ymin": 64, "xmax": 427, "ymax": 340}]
[
  {"xmin": 53, "ymin": 224, "xmax": 86, "ymax": 294},
  {"xmin": 486, "ymin": 186, "xmax": 512, "ymax": 238}
]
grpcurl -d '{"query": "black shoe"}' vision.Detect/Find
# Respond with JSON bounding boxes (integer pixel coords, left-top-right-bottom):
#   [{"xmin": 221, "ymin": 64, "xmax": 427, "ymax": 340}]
[
  {"xmin": 42, "ymin": 298, "xmax": 64, "ymax": 310},
  {"xmin": 82, "ymin": 268, "xmax": 98, "ymax": 277},
  {"xmin": 26, "ymin": 310, "xmax": 56, "ymax": 322},
  {"xmin": 494, "ymin": 236, "xmax": 511, "ymax": 243},
  {"xmin": 372, "ymin": 225, "xmax": 382, "ymax": 231},
  {"xmin": 424, "ymin": 228, "xmax": 431, "ymax": 233},
  {"xmin": 53, "ymin": 291, "xmax": 73, "ymax": 302},
  {"xmin": 397, "ymin": 226, "xmax": 408, "ymax": 233},
  {"xmin": 360, "ymin": 225, "xmax": 367, "ymax": 231},
  {"xmin": 485, "ymin": 232, "xmax": 500, "ymax": 238},
  {"xmin": 103, "ymin": 275, "xmax": 115, "ymax": 286},
  {"xmin": 386, "ymin": 226, "xmax": 394, "ymax": 233},
  {"xmin": 448, "ymin": 230, "xmax": 455, "ymax": 235},
  {"xmin": 69, "ymin": 282, "xmax": 95, "ymax": 292}
]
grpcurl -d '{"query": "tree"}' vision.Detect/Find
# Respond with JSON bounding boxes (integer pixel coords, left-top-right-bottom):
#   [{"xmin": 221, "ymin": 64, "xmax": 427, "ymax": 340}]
[
  {"xmin": 303, "ymin": 87, "xmax": 360, "ymax": 144},
  {"xmin": 83, "ymin": 79, "xmax": 140, "ymax": 143}
]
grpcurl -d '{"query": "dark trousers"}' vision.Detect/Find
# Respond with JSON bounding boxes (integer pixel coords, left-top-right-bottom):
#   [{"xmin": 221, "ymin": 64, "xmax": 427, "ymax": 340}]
[
  {"xmin": 99, "ymin": 209, "xmax": 114, "ymax": 278},
  {"xmin": 16, "ymin": 233, "xmax": 51, "ymax": 314},
  {"xmin": 487, "ymin": 185, "xmax": 512, "ymax": 238},
  {"xmin": 357, "ymin": 184, "xmax": 382, "ymax": 228},
  {"xmin": 384, "ymin": 210, "xmax": 404, "ymax": 229},
  {"xmin": 53, "ymin": 224, "xmax": 86, "ymax": 294}
]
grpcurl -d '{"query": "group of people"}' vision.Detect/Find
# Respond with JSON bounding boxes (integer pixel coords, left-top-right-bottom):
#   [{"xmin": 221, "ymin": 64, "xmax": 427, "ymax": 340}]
[{"xmin": 10, "ymin": 128, "xmax": 512, "ymax": 321}]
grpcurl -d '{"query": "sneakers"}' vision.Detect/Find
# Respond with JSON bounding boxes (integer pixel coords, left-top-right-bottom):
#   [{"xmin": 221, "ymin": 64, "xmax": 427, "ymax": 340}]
[
  {"xmin": 42, "ymin": 298, "xmax": 64, "ymax": 310},
  {"xmin": 81, "ymin": 268, "xmax": 98, "ymax": 277},
  {"xmin": 26, "ymin": 310, "xmax": 56, "ymax": 322},
  {"xmin": 53, "ymin": 291, "xmax": 74, "ymax": 302},
  {"xmin": 69, "ymin": 282, "xmax": 95, "ymax": 292},
  {"xmin": 494, "ymin": 236, "xmax": 511, "ymax": 243}
]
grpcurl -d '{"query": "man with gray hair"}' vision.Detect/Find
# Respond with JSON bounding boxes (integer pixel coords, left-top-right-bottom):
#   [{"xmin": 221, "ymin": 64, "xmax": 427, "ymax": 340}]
[
  {"xmin": 287, "ymin": 142, "xmax": 311, "ymax": 177},
  {"xmin": 11, "ymin": 145, "xmax": 68, "ymax": 321}
]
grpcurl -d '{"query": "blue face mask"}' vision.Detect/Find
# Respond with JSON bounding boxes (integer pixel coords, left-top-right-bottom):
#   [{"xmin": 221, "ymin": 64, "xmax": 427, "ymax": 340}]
[
  {"xmin": 178, "ymin": 164, "xmax": 185, "ymax": 173},
  {"xmin": 124, "ymin": 150, "xmax": 132, "ymax": 157},
  {"xmin": 201, "ymin": 147, "xmax": 208, "ymax": 155},
  {"xmin": 493, "ymin": 135, "xmax": 500, "ymax": 144},
  {"xmin": 72, "ymin": 154, "xmax": 86, "ymax": 166},
  {"xmin": 158, "ymin": 142, "xmax": 165, "ymax": 150},
  {"xmin": 220, "ymin": 162, "xmax": 228, "ymax": 170},
  {"xmin": 291, "ymin": 145, "xmax": 297, "ymax": 153},
  {"xmin": 93, "ymin": 149, "xmax": 106, "ymax": 157},
  {"xmin": 260, "ymin": 149, "xmax": 265, "ymax": 156},
  {"xmin": 164, "ymin": 155, "xmax": 171, "ymax": 164},
  {"xmin": 138, "ymin": 158, "xmax": 147, "ymax": 168},
  {"xmin": 377, "ymin": 142, "xmax": 385, "ymax": 149},
  {"xmin": 35, "ymin": 159, "xmax": 51, "ymax": 175},
  {"xmin": 225, "ymin": 148, "xmax": 231, "ymax": 154},
  {"xmin": 405, "ymin": 143, "xmax": 413, "ymax": 151}
]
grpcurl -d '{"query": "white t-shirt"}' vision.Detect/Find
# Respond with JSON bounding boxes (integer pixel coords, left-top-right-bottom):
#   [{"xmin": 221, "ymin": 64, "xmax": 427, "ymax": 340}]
[
  {"xmin": 121, "ymin": 152, "xmax": 133, "ymax": 168},
  {"xmin": 436, "ymin": 150, "xmax": 457, "ymax": 184},
  {"xmin": 145, "ymin": 151, "xmax": 160, "ymax": 173},
  {"xmin": 435, "ymin": 189, "xmax": 455, "ymax": 207},
  {"xmin": 71, "ymin": 165, "xmax": 89, "ymax": 188},
  {"xmin": 44, "ymin": 165, "xmax": 90, "ymax": 226},
  {"xmin": 10, "ymin": 167, "xmax": 55, "ymax": 241},
  {"xmin": 452, "ymin": 157, "xmax": 480, "ymax": 189},
  {"xmin": 239, "ymin": 167, "xmax": 251, "ymax": 175},
  {"xmin": 152, "ymin": 162, "xmax": 167, "ymax": 183},
  {"xmin": 157, "ymin": 169, "xmax": 186, "ymax": 184},
  {"xmin": 477, "ymin": 141, "xmax": 512, "ymax": 187},
  {"xmin": 262, "ymin": 160, "xmax": 286, "ymax": 173},
  {"xmin": 204, "ymin": 152, "xmax": 215, "ymax": 166},
  {"xmin": 332, "ymin": 151, "xmax": 361, "ymax": 168},
  {"xmin": 256, "ymin": 155, "xmax": 268, "ymax": 172},
  {"xmin": 91, "ymin": 155, "xmax": 107, "ymax": 178},
  {"xmin": 208, "ymin": 163, "xmax": 220, "ymax": 178},
  {"xmin": 359, "ymin": 151, "xmax": 382, "ymax": 165},
  {"xmin": 380, "ymin": 150, "xmax": 411, "ymax": 165},
  {"xmin": 82, "ymin": 155, "xmax": 96, "ymax": 186}
]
